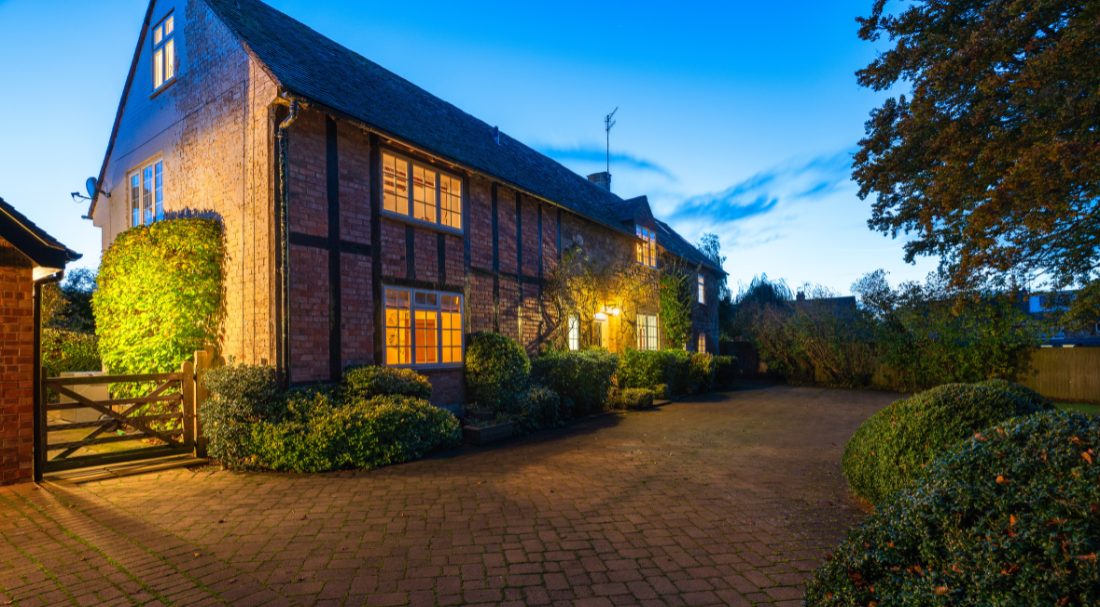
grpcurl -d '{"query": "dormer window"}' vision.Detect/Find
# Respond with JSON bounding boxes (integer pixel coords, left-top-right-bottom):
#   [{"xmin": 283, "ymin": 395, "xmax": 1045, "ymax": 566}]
[
  {"xmin": 152, "ymin": 14, "xmax": 176, "ymax": 91},
  {"xmin": 635, "ymin": 225, "xmax": 656, "ymax": 267}
]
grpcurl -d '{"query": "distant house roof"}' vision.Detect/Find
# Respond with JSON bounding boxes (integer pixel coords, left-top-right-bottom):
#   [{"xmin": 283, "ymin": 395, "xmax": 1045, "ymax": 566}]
[
  {"xmin": 203, "ymin": 0, "xmax": 722, "ymax": 273},
  {"xmin": 0, "ymin": 197, "xmax": 81, "ymax": 270}
]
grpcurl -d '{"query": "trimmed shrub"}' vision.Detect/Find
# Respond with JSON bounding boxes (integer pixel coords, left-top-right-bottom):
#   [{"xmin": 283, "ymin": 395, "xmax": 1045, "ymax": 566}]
[
  {"xmin": 201, "ymin": 364, "xmax": 285, "ymax": 469},
  {"xmin": 514, "ymin": 386, "xmax": 562, "ymax": 434},
  {"xmin": 806, "ymin": 412, "xmax": 1100, "ymax": 606},
  {"xmin": 250, "ymin": 395, "xmax": 461, "ymax": 473},
  {"xmin": 608, "ymin": 387, "xmax": 655, "ymax": 411},
  {"xmin": 94, "ymin": 217, "xmax": 225, "ymax": 377},
  {"xmin": 465, "ymin": 332, "xmax": 530, "ymax": 412},
  {"xmin": 343, "ymin": 365, "xmax": 431, "ymax": 401},
  {"xmin": 687, "ymin": 352, "xmax": 716, "ymax": 394},
  {"xmin": 842, "ymin": 382, "xmax": 1053, "ymax": 504},
  {"xmin": 530, "ymin": 349, "xmax": 618, "ymax": 417},
  {"xmin": 619, "ymin": 349, "xmax": 698, "ymax": 395},
  {"xmin": 41, "ymin": 328, "xmax": 101, "ymax": 376},
  {"xmin": 713, "ymin": 355, "xmax": 739, "ymax": 389},
  {"xmin": 979, "ymin": 378, "xmax": 1050, "ymax": 410}
]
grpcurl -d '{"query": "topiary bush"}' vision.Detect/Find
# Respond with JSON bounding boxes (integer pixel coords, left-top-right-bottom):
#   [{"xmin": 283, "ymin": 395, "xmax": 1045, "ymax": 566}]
[
  {"xmin": 201, "ymin": 364, "xmax": 286, "ymax": 469},
  {"xmin": 608, "ymin": 387, "xmax": 656, "ymax": 411},
  {"xmin": 514, "ymin": 386, "xmax": 562, "ymax": 434},
  {"xmin": 250, "ymin": 395, "xmax": 461, "ymax": 473},
  {"xmin": 979, "ymin": 378, "xmax": 1050, "ymax": 410},
  {"xmin": 465, "ymin": 332, "xmax": 530, "ymax": 413},
  {"xmin": 343, "ymin": 365, "xmax": 432, "ymax": 401},
  {"xmin": 94, "ymin": 218, "xmax": 225, "ymax": 377},
  {"xmin": 843, "ymin": 382, "xmax": 1053, "ymax": 504},
  {"xmin": 687, "ymin": 352, "xmax": 716, "ymax": 394},
  {"xmin": 806, "ymin": 411, "xmax": 1100, "ymax": 606},
  {"xmin": 530, "ymin": 349, "xmax": 618, "ymax": 417}
]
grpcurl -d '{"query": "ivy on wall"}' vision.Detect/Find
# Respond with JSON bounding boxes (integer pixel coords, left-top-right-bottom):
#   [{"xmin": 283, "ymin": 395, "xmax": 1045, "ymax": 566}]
[
  {"xmin": 93, "ymin": 217, "xmax": 225, "ymax": 375},
  {"xmin": 658, "ymin": 259, "xmax": 696, "ymax": 350}
]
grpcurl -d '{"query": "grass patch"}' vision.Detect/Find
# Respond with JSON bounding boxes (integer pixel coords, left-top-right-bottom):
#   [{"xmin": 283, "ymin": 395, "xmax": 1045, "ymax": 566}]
[{"xmin": 1056, "ymin": 402, "xmax": 1100, "ymax": 415}]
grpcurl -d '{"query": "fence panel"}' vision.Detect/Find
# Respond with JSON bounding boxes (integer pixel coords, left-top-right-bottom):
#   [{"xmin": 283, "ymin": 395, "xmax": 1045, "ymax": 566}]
[{"xmin": 1018, "ymin": 348, "xmax": 1100, "ymax": 403}]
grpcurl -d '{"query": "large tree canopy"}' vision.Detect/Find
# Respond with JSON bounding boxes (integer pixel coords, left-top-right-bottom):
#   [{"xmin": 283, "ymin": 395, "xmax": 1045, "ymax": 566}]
[{"xmin": 854, "ymin": 0, "xmax": 1100, "ymax": 291}]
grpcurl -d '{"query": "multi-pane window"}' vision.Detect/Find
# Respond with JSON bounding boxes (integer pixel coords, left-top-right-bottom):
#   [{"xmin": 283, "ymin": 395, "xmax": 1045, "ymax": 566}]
[
  {"xmin": 697, "ymin": 333, "xmax": 707, "ymax": 353},
  {"xmin": 567, "ymin": 315, "xmax": 580, "ymax": 351},
  {"xmin": 382, "ymin": 151, "xmax": 463, "ymax": 230},
  {"xmin": 385, "ymin": 287, "xmax": 463, "ymax": 366},
  {"xmin": 697, "ymin": 274, "xmax": 706, "ymax": 304},
  {"xmin": 635, "ymin": 225, "xmax": 657, "ymax": 267},
  {"xmin": 129, "ymin": 160, "xmax": 165, "ymax": 227},
  {"xmin": 637, "ymin": 314, "xmax": 659, "ymax": 351},
  {"xmin": 151, "ymin": 14, "xmax": 176, "ymax": 91}
]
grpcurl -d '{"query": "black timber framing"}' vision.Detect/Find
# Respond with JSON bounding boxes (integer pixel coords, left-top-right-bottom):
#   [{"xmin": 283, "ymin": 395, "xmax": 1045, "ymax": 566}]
[{"xmin": 325, "ymin": 117, "xmax": 342, "ymax": 380}]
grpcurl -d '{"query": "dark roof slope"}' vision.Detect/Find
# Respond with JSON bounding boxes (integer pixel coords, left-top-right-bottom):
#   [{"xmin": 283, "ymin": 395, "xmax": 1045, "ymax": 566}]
[
  {"xmin": 205, "ymin": 0, "xmax": 630, "ymax": 233},
  {"xmin": 655, "ymin": 219, "xmax": 722, "ymax": 273},
  {"xmin": 0, "ymin": 198, "xmax": 81, "ymax": 269}
]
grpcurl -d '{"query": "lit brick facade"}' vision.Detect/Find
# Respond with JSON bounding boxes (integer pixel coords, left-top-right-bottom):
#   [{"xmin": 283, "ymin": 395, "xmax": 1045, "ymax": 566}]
[
  {"xmin": 90, "ymin": 0, "xmax": 723, "ymax": 406},
  {"xmin": 0, "ymin": 238, "xmax": 35, "ymax": 484}
]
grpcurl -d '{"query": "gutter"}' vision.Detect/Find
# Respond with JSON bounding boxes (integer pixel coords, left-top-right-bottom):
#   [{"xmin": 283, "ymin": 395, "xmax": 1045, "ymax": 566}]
[{"xmin": 274, "ymin": 93, "xmax": 301, "ymax": 382}]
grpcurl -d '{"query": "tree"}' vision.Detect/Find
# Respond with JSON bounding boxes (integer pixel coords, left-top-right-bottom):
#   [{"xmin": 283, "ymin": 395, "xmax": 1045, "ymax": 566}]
[
  {"xmin": 854, "ymin": 0, "xmax": 1100, "ymax": 301},
  {"xmin": 696, "ymin": 233, "xmax": 730, "ymax": 301}
]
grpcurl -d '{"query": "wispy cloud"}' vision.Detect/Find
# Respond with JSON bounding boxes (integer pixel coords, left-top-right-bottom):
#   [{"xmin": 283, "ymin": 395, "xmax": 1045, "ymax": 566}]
[
  {"xmin": 670, "ymin": 150, "xmax": 852, "ymax": 223},
  {"xmin": 538, "ymin": 145, "xmax": 677, "ymax": 180}
]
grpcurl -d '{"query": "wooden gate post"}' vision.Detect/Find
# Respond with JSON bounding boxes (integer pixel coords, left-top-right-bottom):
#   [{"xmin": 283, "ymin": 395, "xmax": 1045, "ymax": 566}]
[
  {"xmin": 181, "ymin": 359, "xmax": 196, "ymax": 454},
  {"xmin": 192, "ymin": 347, "xmax": 215, "ymax": 457}
]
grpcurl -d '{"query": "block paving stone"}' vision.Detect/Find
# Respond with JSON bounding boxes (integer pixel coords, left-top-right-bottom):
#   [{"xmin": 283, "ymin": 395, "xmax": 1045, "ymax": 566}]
[{"xmin": 0, "ymin": 385, "xmax": 894, "ymax": 605}]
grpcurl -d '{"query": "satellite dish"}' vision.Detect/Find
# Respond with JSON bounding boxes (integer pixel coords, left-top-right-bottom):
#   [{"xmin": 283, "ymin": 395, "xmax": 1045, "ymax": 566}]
[{"xmin": 85, "ymin": 177, "xmax": 99, "ymax": 199}]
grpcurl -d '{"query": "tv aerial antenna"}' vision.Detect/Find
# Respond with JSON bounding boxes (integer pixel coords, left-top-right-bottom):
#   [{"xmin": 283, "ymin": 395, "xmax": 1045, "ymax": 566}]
[{"xmin": 604, "ymin": 107, "xmax": 618, "ymax": 174}]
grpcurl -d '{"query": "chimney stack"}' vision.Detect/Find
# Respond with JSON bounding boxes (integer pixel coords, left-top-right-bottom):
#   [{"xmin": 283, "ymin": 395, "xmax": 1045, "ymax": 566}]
[{"xmin": 587, "ymin": 171, "xmax": 611, "ymax": 192}]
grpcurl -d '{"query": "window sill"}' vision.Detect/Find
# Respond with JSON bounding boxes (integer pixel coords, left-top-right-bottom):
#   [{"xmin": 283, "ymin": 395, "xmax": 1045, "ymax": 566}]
[
  {"xmin": 150, "ymin": 76, "xmax": 178, "ymax": 100},
  {"xmin": 386, "ymin": 363, "xmax": 464, "ymax": 371},
  {"xmin": 381, "ymin": 210, "xmax": 463, "ymax": 236}
]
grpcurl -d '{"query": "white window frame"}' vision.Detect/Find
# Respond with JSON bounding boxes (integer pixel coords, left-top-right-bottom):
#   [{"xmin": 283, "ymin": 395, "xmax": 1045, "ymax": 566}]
[
  {"xmin": 382, "ymin": 150, "xmax": 463, "ymax": 232},
  {"xmin": 383, "ymin": 286, "xmax": 464, "ymax": 368},
  {"xmin": 697, "ymin": 273, "xmax": 706, "ymax": 304},
  {"xmin": 151, "ymin": 13, "xmax": 176, "ymax": 92},
  {"xmin": 567, "ymin": 314, "xmax": 580, "ymax": 351},
  {"xmin": 129, "ymin": 159, "xmax": 165, "ymax": 227},
  {"xmin": 635, "ymin": 225, "xmax": 657, "ymax": 268},
  {"xmin": 637, "ymin": 313, "xmax": 659, "ymax": 351}
]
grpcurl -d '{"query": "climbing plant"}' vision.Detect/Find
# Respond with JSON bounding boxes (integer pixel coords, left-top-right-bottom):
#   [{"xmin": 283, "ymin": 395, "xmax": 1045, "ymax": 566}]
[{"xmin": 658, "ymin": 258, "xmax": 695, "ymax": 350}]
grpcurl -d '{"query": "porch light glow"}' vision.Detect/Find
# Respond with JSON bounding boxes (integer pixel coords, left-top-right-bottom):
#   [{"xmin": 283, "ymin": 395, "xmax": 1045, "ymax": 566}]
[{"xmin": 594, "ymin": 311, "xmax": 609, "ymax": 321}]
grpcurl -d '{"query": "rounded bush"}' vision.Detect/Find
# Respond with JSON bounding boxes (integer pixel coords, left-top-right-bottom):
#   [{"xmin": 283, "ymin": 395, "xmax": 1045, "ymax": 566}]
[
  {"xmin": 201, "ymin": 364, "xmax": 285, "ymax": 469},
  {"xmin": 979, "ymin": 378, "xmax": 1050, "ymax": 410},
  {"xmin": 843, "ymin": 382, "xmax": 1053, "ymax": 504},
  {"xmin": 465, "ymin": 332, "xmax": 530, "ymax": 412},
  {"xmin": 608, "ymin": 387, "xmax": 655, "ymax": 410},
  {"xmin": 515, "ymin": 386, "xmax": 562, "ymax": 433},
  {"xmin": 343, "ymin": 365, "xmax": 431, "ymax": 401},
  {"xmin": 531, "ymin": 349, "xmax": 617, "ymax": 416},
  {"xmin": 807, "ymin": 412, "xmax": 1100, "ymax": 606},
  {"xmin": 93, "ymin": 217, "xmax": 225, "ymax": 376}
]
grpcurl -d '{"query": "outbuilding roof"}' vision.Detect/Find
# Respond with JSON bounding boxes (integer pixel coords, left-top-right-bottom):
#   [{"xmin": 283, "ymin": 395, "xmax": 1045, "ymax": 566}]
[{"xmin": 0, "ymin": 197, "xmax": 82, "ymax": 270}]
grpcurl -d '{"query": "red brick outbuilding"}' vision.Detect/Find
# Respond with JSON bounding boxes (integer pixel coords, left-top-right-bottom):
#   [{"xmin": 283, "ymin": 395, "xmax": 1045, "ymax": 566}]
[{"xmin": 0, "ymin": 198, "xmax": 80, "ymax": 484}]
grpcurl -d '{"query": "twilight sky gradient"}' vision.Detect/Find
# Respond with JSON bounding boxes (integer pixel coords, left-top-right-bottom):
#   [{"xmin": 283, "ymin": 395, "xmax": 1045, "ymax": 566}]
[{"xmin": 0, "ymin": 0, "xmax": 937, "ymax": 295}]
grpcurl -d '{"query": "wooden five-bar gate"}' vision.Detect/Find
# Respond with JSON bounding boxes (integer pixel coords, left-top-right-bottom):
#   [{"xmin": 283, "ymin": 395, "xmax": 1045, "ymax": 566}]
[{"xmin": 35, "ymin": 349, "xmax": 216, "ymax": 479}]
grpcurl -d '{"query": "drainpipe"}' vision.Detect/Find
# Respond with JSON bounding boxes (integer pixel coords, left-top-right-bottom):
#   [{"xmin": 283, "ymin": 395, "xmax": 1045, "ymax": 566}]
[
  {"xmin": 32, "ymin": 270, "xmax": 63, "ymax": 483},
  {"xmin": 275, "ymin": 95, "xmax": 300, "ymax": 384}
]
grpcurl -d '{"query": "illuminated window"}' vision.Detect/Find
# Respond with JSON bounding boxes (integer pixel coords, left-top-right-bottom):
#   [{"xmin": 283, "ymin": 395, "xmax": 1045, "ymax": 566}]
[
  {"xmin": 637, "ymin": 314, "xmax": 659, "ymax": 351},
  {"xmin": 697, "ymin": 274, "xmax": 706, "ymax": 304},
  {"xmin": 129, "ymin": 160, "xmax": 165, "ymax": 227},
  {"xmin": 635, "ymin": 225, "xmax": 656, "ymax": 267},
  {"xmin": 151, "ymin": 14, "xmax": 175, "ymax": 91},
  {"xmin": 382, "ymin": 151, "xmax": 463, "ymax": 231},
  {"xmin": 567, "ymin": 315, "xmax": 580, "ymax": 351},
  {"xmin": 385, "ymin": 287, "xmax": 463, "ymax": 366},
  {"xmin": 697, "ymin": 333, "xmax": 706, "ymax": 353}
]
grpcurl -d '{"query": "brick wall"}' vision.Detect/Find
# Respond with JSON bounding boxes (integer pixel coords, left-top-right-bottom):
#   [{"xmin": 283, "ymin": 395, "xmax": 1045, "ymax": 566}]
[{"xmin": 0, "ymin": 238, "xmax": 35, "ymax": 484}]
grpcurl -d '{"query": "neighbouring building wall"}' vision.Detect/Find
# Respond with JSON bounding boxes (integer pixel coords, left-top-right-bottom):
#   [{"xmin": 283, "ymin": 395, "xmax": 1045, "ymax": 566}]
[
  {"xmin": 91, "ymin": 0, "xmax": 279, "ymax": 368},
  {"xmin": 0, "ymin": 238, "xmax": 35, "ymax": 484},
  {"xmin": 692, "ymin": 268, "xmax": 721, "ymax": 353}
]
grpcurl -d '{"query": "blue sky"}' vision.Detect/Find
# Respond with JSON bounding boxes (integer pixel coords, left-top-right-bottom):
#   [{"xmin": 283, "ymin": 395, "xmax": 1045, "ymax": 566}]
[{"xmin": 0, "ymin": 0, "xmax": 937, "ymax": 295}]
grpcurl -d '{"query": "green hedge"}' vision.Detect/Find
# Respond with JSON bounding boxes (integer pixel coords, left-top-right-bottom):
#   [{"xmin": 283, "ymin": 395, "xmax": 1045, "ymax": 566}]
[
  {"xmin": 41, "ymin": 328, "xmax": 100, "ymax": 377},
  {"xmin": 807, "ymin": 411, "xmax": 1100, "ymax": 606},
  {"xmin": 343, "ymin": 365, "xmax": 431, "ymax": 401},
  {"xmin": 618, "ymin": 349, "xmax": 717, "ymax": 395},
  {"xmin": 94, "ymin": 218, "xmax": 224, "ymax": 376},
  {"xmin": 465, "ymin": 332, "xmax": 530, "ymax": 413},
  {"xmin": 842, "ymin": 381, "xmax": 1053, "ymax": 504},
  {"xmin": 514, "ymin": 386, "xmax": 562, "ymax": 434},
  {"xmin": 713, "ymin": 355, "xmax": 739, "ymax": 389},
  {"xmin": 531, "ymin": 349, "xmax": 618, "ymax": 416},
  {"xmin": 202, "ymin": 364, "xmax": 458, "ymax": 472},
  {"xmin": 608, "ymin": 387, "xmax": 656, "ymax": 410},
  {"xmin": 250, "ymin": 395, "xmax": 461, "ymax": 473}
]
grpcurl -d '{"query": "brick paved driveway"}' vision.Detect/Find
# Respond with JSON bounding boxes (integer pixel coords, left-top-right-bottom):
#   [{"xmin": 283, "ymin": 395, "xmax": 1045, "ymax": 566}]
[{"xmin": 0, "ymin": 385, "xmax": 897, "ymax": 606}]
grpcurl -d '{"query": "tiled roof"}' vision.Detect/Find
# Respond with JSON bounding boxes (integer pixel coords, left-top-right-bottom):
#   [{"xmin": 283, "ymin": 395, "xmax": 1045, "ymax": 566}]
[
  {"xmin": 204, "ymin": 0, "xmax": 723, "ymax": 274},
  {"xmin": 0, "ymin": 197, "xmax": 81, "ymax": 269},
  {"xmin": 655, "ymin": 219, "xmax": 722, "ymax": 273}
]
